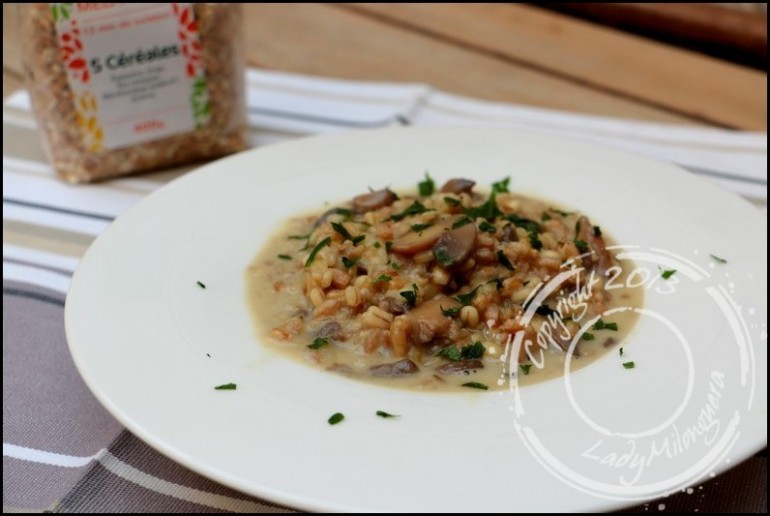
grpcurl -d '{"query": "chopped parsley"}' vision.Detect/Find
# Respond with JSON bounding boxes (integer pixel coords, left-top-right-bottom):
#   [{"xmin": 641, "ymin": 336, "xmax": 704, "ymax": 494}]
[
  {"xmin": 619, "ymin": 347, "xmax": 624, "ymax": 356},
  {"xmin": 488, "ymin": 277, "xmax": 503, "ymax": 290},
  {"xmin": 277, "ymin": 254, "xmax": 292, "ymax": 260},
  {"xmin": 288, "ymin": 233, "xmax": 311, "ymax": 240},
  {"xmin": 478, "ymin": 221, "xmax": 497, "ymax": 233},
  {"xmin": 622, "ymin": 361, "xmax": 635, "ymax": 370},
  {"xmin": 331, "ymin": 221, "xmax": 352, "ymax": 240},
  {"xmin": 331, "ymin": 222, "xmax": 365, "ymax": 246},
  {"xmin": 372, "ymin": 274, "xmax": 392, "ymax": 284},
  {"xmin": 661, "ymin": 269, "xmax": 677, "ymax": 280},
  {"xmin": 440, "ymin": 342, "xmax": 486, "ymax": 361},
  {"xmin": 399, "ymin": 284, "xmax": 419, "ymax": 307},
  {"xmin": 593, "ymin": 319, "xmax": 619, "ymax": 331},
  {"xmin": 452, "ymin": 216, "xmax": 473, "ymax": 229},
  {"xmin": 332, "ymin": 207, "xmax": 353, "ymax": 220},
  {"xmin": 441, "ymin": 305, "xmax": 462, "ymax": 317},
  {"xmin": 444, "ymin": 196, "xmax": 461, "ymax": 207},
  {"xmin": 389, "ymin": 261, "xmax": 401, "ymax": 270},
  {"xmin": 593, "ymin": 226, "xmax": 602, "ymax": 237},
  {"xmin": 385, "ymin": 241, "xmax": 393, "ymax": 252},
  {"xmin": 411, "ymin": 222, "xmax": 434, "ymax": 233},
  {"xmin": 373, "ymin": 241, "xmax": 382, "ymax": 249},
  {"xmin": 549, "ymin": 208, "xmax": 573, "ymax": 217},
  {"xmin": 528, "ymin": 232, "xmax": 543, "ymax": 250},
  {"xmin": 308, "ymin": 337, "xmax": 329, "ymax": 350},
  {"xmin": 710, "ymin": 254, "xmax": 728, "ymax": 264},
  {"xmin": 461, "ymin": 382, "xmax": 489, "ymax": 390},
  {"xmin": 214, "ymin": 383, "xmax": 237, "ymax": 390},
  {"xmin": 506, "ymin": 214, "xmax": 541, "ymax": 233},
  {"xmin": 196, "ymin": 281, "xmax": 206, "ymax": 289},
  {"xmin": 519, "ymin": 364, "xmax": 532, "ymax": 375},
  {"xmin": 435, "ymin": 248, "xmax": 454, "ymax": 266},
  {"xmin": 491, "ymin": 176, "xmax": 511, "ymax": 193},
  {"xmin": 574, "ymin": 239, "xmax": 589, "ymax": 253},
  {"xmin": 582, "ymin": 333, "xmax": 595, "ymax": 341},
  {"xmin": 341, "ymin": 256, "xmax": 358, "ymax": 268},
  {"xmin": 328, "ymin": 412, "xmax": 345, "ymax": 425},
  {"xmin": 438, "ymin": 346, "xmax": 462, "ymax": 361},
  {"xmin": 535, "ymin": 304, "xmax": 558, "ymax": 317},
  {"xmin": 388, "ymin": 200, "xmax": 430, "ymax": 221},
  {"xmin": 497, "ymin": 250, "xmax": 514, "ymax": 270},
  {"xmin": 541, "ymin": 212, "xmax": 552, "ymax": 222},
  {"xmin": 462, "ymin": 342, "xmax": 486, "ymax": 359},
  {"xmin": 455, "ymin": 285, "xmax": 481, "ymax": 305},
  {"xmin": 463, "ymin": 191, "xmax": 501, "ymax": 221},
  {"xmin": 418, "ymin": 173, "xmax": 435, "ymax": 196},
  {"xmin": 305, "ymin": 237, "xmax": 331, "ymax": 267},
  {"xmin": 507, "ymin": 215, "xmax": 542, "ymax": 250},
  {"xmin": 376, "ymin": 410, "xmax": 400, "ymax": 419}
]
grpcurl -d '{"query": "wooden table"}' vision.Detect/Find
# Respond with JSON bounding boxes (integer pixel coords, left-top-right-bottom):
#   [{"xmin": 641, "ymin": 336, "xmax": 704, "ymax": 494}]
[{"xmin": 3, "ymin": 3, "xmax": 766, "ymax": 130}]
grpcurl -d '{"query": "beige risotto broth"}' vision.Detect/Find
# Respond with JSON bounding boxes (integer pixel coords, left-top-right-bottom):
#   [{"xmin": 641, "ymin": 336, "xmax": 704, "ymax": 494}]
[{"xmin": 246, "ymin": 178, "xmax": 642, "ymax": 392}]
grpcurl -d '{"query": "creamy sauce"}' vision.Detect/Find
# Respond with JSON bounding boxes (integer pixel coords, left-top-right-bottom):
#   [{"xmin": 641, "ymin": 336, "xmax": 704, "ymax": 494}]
[{"xmin": 246, "ymin": 190, "xmax": 643, "ymax": 392}]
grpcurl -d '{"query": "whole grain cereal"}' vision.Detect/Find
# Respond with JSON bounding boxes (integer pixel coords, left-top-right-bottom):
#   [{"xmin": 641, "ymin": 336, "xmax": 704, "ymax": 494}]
[{"xmin": 19, "ymin": 3, "xmax": 247, "ymax": 183}]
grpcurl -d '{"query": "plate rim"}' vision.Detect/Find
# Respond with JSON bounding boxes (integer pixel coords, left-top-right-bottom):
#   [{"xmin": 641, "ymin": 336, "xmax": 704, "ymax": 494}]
[{"xmin": 65, "ymin": 126, "xmax": 768, "ymax": 513}]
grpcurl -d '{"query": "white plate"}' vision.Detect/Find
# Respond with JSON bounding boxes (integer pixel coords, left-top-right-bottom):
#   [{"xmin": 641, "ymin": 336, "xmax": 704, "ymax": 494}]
[{"xmin": 66, "ymin": 128, "xmax": 767, "ymax": 512}]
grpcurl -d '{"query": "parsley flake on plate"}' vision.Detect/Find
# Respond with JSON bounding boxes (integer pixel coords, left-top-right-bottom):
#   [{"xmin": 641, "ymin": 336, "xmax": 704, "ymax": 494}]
[{"xmin": 328, "ymin": 412, "xmax": 345, "ymax": 425}]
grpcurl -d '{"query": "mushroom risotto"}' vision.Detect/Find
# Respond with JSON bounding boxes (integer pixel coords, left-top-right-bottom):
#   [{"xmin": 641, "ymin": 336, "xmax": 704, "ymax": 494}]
[{"xmin": 247, "ymin": 176, "xmax": 642, "ymax": 391}]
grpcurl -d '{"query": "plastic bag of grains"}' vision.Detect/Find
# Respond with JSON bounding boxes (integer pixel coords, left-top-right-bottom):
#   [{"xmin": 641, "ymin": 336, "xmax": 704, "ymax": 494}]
[{"xmin": 20, "ymin": 3, "xmax": 247, "ymax": 183}]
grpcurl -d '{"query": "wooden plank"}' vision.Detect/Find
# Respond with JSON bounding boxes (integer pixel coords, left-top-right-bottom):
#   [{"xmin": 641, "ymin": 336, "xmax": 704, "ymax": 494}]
[
  {"xmin": 241, "ymin": 4, "xmax": 702, "ymax": 125},
  {"xmin": 345, "ymin": 3, "xmax": 766, "ymax": 130},
  {"xmin": 3, "ymin": 4, "xmax": 23, "ymax": 99},
  {"xmin": 544, "ymin": 3, "xmax": 767, "ymax": 68}
]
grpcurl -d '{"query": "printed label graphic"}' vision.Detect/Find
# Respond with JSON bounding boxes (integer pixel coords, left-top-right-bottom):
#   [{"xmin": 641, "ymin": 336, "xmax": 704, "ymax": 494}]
[{"xmin": 52, "ymin": 3, "xmax": 210, "ymax": 150}]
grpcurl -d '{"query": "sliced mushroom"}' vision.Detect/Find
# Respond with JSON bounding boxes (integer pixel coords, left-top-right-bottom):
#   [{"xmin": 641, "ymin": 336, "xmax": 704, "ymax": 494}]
[
  {"xmin": 501, "ymin": 224, "xmax": 519, "ymax": 242},
  {"xmin": 327, "ymin": 363, "xmax": 354, "ymax": 375},
  {"xmin": 390, "ymin": 222, "xmax": 448, "ymax": 255},
  {"xmin": 440, "ymin": 178, "xmax": 475, "ymax": 195},
  {"xmin": 313, "ymin": 207, "xmax": 344, "ymax": 228},
  {"xmin": 352, "ymin": 189, "xmax": 396, "ymax": 213},
  {"xmin": 436, "ymin": 359, "xmax": 484, "ymax": 375},
  {"xmin": 406, "ymin": 297, "xmax": 460, "ymax": 345},
  {"xmin": 575, "ymin": 216, "xmax": 616, "ymax": 273},
  {"xmin": 314, "ymin": 321, "xmax": 343, "ymax": 340},
  {"xmin": 432, "ymin": 222, "xmax": 477, "ymax": 268},
  {"xmin": 378, "ymin": 296, "xmax": 408, "ymax": 315},
  {"xmin": 370, "ymin": 359, "xmax": 419, "ymax": 377}
]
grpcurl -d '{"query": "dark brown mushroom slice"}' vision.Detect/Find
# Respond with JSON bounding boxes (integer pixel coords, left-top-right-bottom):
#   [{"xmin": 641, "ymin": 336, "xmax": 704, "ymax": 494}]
[
  {"xmin": 501, "ymin": 224, "xmax": 519, "ymax": 242},
  {"xmin": 390, "ymin": 222, "xmax": 448, "ymax": 255},
  {"xmin": 432, "ymin": 222, "xmax": 477, "ymax": 269},
  {"xmin": 575, "ymin": 216, "xmax": 616, "ymax": 273},
  {"xmin": 327, "ymin": 363, "xmax": 354, "ymax": 375},
  {"xmin": 352, "ymin": 189, "xmax": 397, "ymax": 213},
  {"xmin": 405, "ymin": 297, "xmax": 460, "ymax": 345},
  {"xmin": 436, "ymin": 359, "xmax": 484, "ymax": 375},
  {"xmin": 440, "ymin": 178, "xmax": 476, "ymax": 195},
  {"xmin": 313, "ymin": 207, "xmax": 345, "ymax": 228},
  {"xmin": 314, "ymin": 321, "xmax": 343, "ymax": 340},
  {"xmin": 369, "ymin": 359, "xmax": 419, "ymax": 377},
  {"xmin": 378, "ymin": 296, "xmax": 408, "ymax": 315}
]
